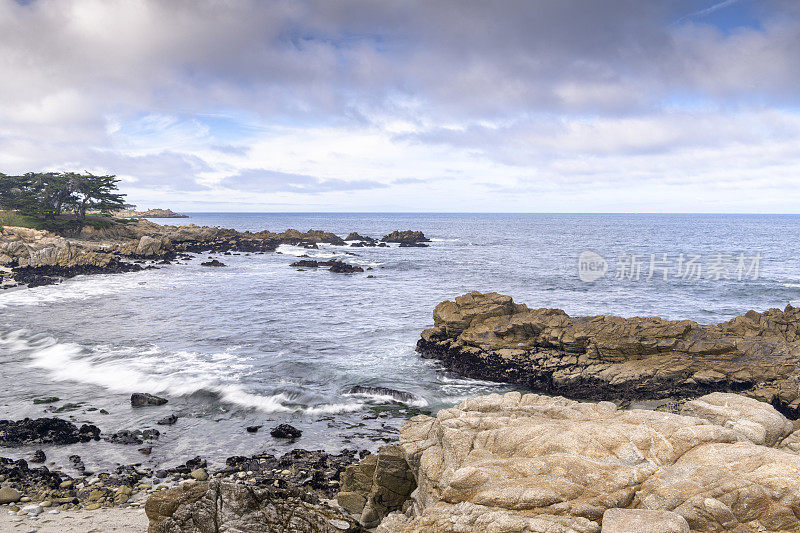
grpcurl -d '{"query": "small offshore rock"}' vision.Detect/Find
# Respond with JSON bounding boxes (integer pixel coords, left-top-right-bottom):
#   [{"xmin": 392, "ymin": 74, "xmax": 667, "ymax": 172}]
[
  {"xmin": 156, "ymin": 414, "xmax": 178, "ymax": 425},
  {"xmin": 30, "ymin": 450, "xmax": 45, "ymax": 463},
  {"xmin": 32, "ymin": 397, "xmax": 60, "ymax": 405},
  {"xmin": 130, "ymin": 393, "xmax": 167, "ymax": 407},
  {"xmin": 246, "ymin": 425, "xmax": 261, "ymax": 433},
  {"xmin": 270, "ymin": 424, "xmax": 302, "ymax": 439},
  {"xmin": 200, "ymin": 259, "xmax": 226, "ymax": 267},
  {"xmin": 381, "ymin": 230, "xmax": 430, "ymax": 244},
  {"xmin": 139, "ymin": 447, "xmax": 152, "ymax": 455}
]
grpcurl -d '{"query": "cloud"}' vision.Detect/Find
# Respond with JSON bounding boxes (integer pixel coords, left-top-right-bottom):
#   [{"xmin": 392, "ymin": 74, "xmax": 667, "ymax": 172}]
[
  {"xmin": 0, "ymin": 0, "xmax": 799, "ymax": 211},
  {"xmin": 222, "ymin": 169, "xmax": 387, "ymax": 194}
]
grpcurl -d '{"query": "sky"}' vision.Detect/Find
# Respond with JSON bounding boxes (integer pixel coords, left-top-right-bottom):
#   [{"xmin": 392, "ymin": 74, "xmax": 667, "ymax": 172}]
[{"xmin": 1, "ymin": 0, "xmax": 799, "ymax": 213}]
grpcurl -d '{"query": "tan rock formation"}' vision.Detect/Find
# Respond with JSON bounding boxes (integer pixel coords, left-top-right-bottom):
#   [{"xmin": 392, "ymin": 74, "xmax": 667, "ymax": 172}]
[
  {"xmin": 417, "ymin": 291, "xmax": 800, "ymax": 414},
  {"xmin": 378, "ymin": 391, "xmax": 800, "ymax": 533}
]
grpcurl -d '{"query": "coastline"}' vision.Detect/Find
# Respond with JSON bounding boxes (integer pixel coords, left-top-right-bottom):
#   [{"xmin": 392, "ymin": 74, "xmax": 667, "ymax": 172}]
[
  {"xmin": 0, "ymin": 218, "xmax": 431, "ymax": 289},
  {"xmin": 4, "ymin": 289, "xmax": 800, "ymax": 531}
]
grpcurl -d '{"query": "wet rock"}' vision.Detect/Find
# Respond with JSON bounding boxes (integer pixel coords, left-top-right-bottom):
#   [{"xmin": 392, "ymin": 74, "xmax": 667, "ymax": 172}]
[
  {"xmin": 418, "ymin": 291, "xmax": 800, "ymax": 410},
  {"xmin": 30, "ymin": 450, "xmax": 46, "ymax": 463},
  {"xmin": 157, "ymin": 414, "xmax": 178, "ymax": 426},
  {"xmin": 289, "ymin": 258, "xmax": 363, "ymax": 273},
  {"xmin": 106, "ymin": 428, "xmax": 160, "ymax": 445},
  {"xmin": 245, "ymin": 425, "xmax": 261, "ymax": 433},
  {"xmin": 139, "ymin": 447, "xmax": 152, "ymax": 455},
  {"xmin": 200, "ymin": 259, "xmax": 226, "ymax": 267},
  {"xmin": 32, "ymin": 397, "xmax": 60, "ymax": 405},
  {"xmin": 380, "ymin": 230, "xmax": 429, "ymax": 244},
  {"xmin": 131, "ymin": 393, "xmax": 168, "ymax": 407},
  {"xmin": 270, "ymin": 424, "xmax": 302, "ymax": 440},
  {"xmin": 328, "ymin": 260, "xmax": 364, "ymax": 274},
  {"xmin": 345, "ymin": 386, "xmax": 419, "ymax": 405},
  {"xmin": 345, "ymin": 232, "xmax": 374, "ymax": 242},
  {"xmin": 0, "ymin": 417, "xmax": 100, "ymax": 446},
  {"xmin": 290, "ymin": 259, "xmax": 322, "ymax": 268},
  {"xmin": 69, "ymin": 454, "xmax": 85, "ymax": 472}
]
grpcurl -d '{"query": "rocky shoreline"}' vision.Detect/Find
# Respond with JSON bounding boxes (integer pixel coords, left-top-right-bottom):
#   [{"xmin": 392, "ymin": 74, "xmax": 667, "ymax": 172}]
[
  {"xmin": 7, "ymin": 390, "xmax": 800, "ymax": 531},
  {"xmin": 416, "ymin": 291, "xmax": 800, "ymax": 417},
  {"xmin": 6, "ymin": 284, "xmax": 800, "ymax": 531},
  {"xmin": 0, "ymin": 220, "xmax": 432, "ymax": 288}
]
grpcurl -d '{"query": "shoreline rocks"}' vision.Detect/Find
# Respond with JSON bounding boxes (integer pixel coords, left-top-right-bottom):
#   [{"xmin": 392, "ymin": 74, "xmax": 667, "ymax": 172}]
[
  {"xmin": 380, "ymin": 391, "xmax": 800, "ymax": 532},
  {"xmin": 0, "ymin": 221, "xmax": 429, "ymax": 287},
  {"xmin": 0, "ymin": 418, "xmax": 101, "ymax": 446},
  {"xmin": 417, "ymin": 291, "xmax": 800, "ymax": 415}
]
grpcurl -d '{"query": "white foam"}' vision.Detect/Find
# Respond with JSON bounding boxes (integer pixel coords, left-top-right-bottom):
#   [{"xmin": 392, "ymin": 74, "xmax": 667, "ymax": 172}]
[
  {"xmin": 276, "ymin": 244, "xmax": 338, "ymax": 259},
  {"xmin": 10, "ymin": 331, "xmax": 365, "ymax": 415},
  {"xmin": 344, "ymin": 389, "xmax": 429, "ymax": 408},
  {"xmin": 0, "ymin": 272, "xmax": 148, "ymax": 308}
]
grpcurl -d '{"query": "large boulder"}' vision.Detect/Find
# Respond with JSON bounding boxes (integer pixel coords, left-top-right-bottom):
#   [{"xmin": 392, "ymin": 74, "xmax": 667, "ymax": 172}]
[
  {"xmin": 378, "ymin": 391, "xmax": 800, "ymax": 532},
  {"xmin": 147, "ymin": 480, "xmax": 359, "ymax": 533},
  {"xmin": 418, "ymin": 292, "xmax": 800, "ymax": 413},
  {"xmin": 338, "ymin": 445, "xmax": 416, "ymax": 527}
]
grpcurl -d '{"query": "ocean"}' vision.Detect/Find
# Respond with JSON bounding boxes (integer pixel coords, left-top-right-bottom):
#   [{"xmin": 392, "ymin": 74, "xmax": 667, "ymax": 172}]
[{"xmin": 1, "ymin": 213, "xmax": 799, "ymax": 473}]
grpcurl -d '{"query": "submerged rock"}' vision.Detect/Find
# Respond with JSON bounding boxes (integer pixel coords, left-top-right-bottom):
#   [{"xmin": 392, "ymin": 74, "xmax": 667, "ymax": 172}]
[
  {"xmin": 417, "ymin": 291, "xmax": 800, "ymax": 413},
  {"xmin": 157, "ymin": 414, "xmax": 178, "ymax": 426},
  {"xmin": 131, "ymin": 393, "xmax": 168, "ymax": 407},
  {"xmin": 383, "ymin": 391, "xmax": 800, "ymax": 532},
  {"xmin": 30, "ymin": 449, "xmax": 46, "ymax": 463},
  {"xmin": 270, "ymin": 424, "xmax": 302, "ymax": 440},
  {"xmin": 0, "ymin": 417, "xmax": 100, "ymax": 446},
  {"xmin": 290, "ymin": 259, "xmax": 364, "ymax": 273},
  {"xmin": 346, "ymin": 386, "xmax": 418, "ymax": 405},
  {"xmin": 106, "ymin": 428, "xmax": 160, "ymax": 445}
]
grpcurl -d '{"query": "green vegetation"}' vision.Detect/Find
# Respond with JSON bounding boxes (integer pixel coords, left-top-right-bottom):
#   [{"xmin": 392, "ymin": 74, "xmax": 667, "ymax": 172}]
[{"xmin": 0, "ymin": 171, "xmax": 126, "ymax": 232}]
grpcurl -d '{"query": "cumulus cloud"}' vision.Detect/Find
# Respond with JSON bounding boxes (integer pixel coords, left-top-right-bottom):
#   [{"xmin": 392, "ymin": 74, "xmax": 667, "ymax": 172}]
[{"xmin": 0, "ymin": 0, "xmax": 798, "ymax": 210}]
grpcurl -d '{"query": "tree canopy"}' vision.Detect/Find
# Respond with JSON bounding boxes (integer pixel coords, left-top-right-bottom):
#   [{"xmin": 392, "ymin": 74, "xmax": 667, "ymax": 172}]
[{"xmin": 0, "ymin": 172, "xmax": 126, "ymax": 219}]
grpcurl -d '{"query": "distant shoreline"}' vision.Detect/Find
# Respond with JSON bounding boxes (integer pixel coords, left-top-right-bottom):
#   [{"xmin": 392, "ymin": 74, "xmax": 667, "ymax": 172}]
[{"xmin": 114, "ymin": 208, "xmax": 188, "ymax": 218}]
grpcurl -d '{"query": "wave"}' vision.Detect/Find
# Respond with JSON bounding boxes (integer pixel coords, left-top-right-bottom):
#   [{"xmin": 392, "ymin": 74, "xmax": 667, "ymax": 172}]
[
  {"xmin": 276, "ymin": 244, "xmax": 338, "ymax": 259},
  {"xmin": 0, "ymin": 271, "xmax": 149, "ymax": 308},
  {"xmin": 344, "ymin": 385, "xmax": 428, "ymax": 408},
  {"xmin": 7, "ymin": 330, "xmax": 366, "ymax": 415}
]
